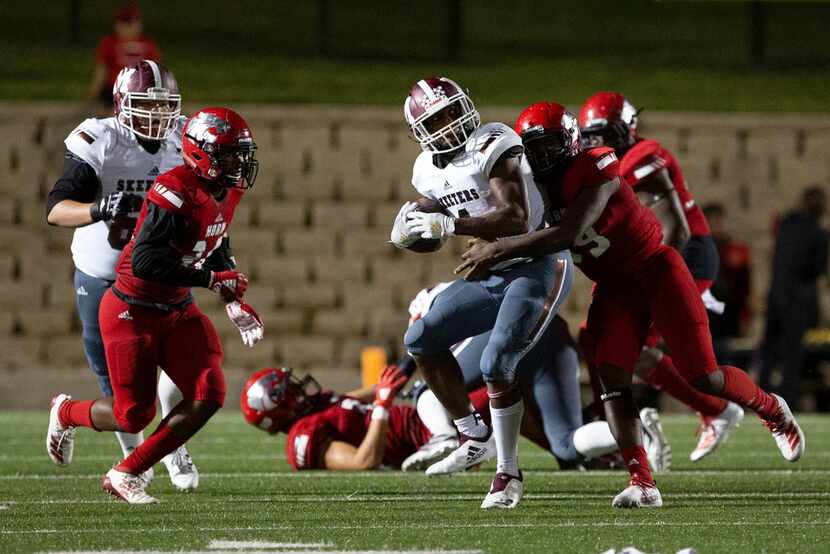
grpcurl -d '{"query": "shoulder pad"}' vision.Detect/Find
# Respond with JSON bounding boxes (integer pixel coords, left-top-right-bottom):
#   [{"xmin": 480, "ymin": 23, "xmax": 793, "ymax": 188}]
[
  {"xmin": 147, "ymin": 169, "xmax": 189, "ymax": 213},
  {"xmin": 64, "ymin": 118, "xmax": 116, "ymax": 176},
  {"xmin": 411, "ymin": 151, "xmax": 439, "ymax": 198},
  {"xmin": 285, "ymin": 415, "xmax": 329, "ymax": 470},
  {"xmin": 621, "ymin": 140, "xmax": 667, "ymax": 184},
  {"xmin": 470, "ymin": 122, "xmax": 523, "ymax": 177}
]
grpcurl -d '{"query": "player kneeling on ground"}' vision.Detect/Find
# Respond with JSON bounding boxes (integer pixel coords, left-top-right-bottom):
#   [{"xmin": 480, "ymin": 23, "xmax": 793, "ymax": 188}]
[
  {"xmin": 46, "ymin": 107, "xmax": 264, "ymax": 504},
  {"xmin": 241, "ymin": 366, "xmax": 459, "ymax": 471}
]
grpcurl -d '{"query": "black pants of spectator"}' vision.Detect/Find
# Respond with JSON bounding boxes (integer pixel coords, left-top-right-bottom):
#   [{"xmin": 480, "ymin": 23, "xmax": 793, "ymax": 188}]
[{"xmin": 759, "ymin": 292, "xmax": 818, "ymax": 412}]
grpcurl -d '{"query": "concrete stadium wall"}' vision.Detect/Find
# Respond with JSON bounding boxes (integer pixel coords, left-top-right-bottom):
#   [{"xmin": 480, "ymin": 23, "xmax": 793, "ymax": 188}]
[{"xmin": 1, "ymin": 102, "xmax": 828, "ymax": 409}]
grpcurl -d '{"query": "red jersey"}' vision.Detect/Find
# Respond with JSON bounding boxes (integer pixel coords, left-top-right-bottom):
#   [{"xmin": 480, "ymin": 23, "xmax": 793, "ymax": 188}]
[
  {"xmin": 95, "ymin": 34, "xmax": 161, "ymax": 90},
  {"xmin": 620, "ymin": 139, "xmax": 711, "ymax": 237},
  {"xmin": 545, "ymin": 147, "xmax": 663, "ymax": 284},
  {"xmin": 285, "ymin": 396, "xmax": 432, "ymax": 470},
  {"xmin": 114, "ymin": 165, "xmax": 243, "ymax": 304}
]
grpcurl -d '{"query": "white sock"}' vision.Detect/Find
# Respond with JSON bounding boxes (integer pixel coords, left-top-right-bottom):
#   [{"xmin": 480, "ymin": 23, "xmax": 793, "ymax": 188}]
[
  {"xmin": 453, "ymin": 410, "xmax": 488, "ymax": 439},
  {"xmin": 491, "ymin": 398, "xmax": 523, "ymax": 477},
  {"xmin": 416, "ymin": 390, "xmax": 456, "ymax": 438},
  {"xmin": 572, "ymin": 421, "xmax": 618, "ymax": 459},
  {"xmin": 115, "ymin": 431, "xmax": 144, "ymax": 458},
  {"xmin": 157, "ymin": 370, "xmax": 183, "ymax": 418}
]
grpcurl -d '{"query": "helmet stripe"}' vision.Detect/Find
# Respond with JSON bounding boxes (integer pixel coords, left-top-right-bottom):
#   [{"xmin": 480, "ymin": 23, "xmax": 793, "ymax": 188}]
[
  {"xmin": 417, "ymin": 80, "xmax": 436, "ymax": 101},
  {"xmin": 145, "ymin": 59, "xmax": 162, "ymax": 88}
]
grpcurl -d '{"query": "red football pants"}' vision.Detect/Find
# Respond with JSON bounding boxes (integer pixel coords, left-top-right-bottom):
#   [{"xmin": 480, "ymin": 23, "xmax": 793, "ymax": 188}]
[
  {"xmin": 99, "ymin": 290, "xmax": 226, "ymax": 434},
  {"xmin": 586, "ymin": 246, "xmax": 717, "ymax": 380}
]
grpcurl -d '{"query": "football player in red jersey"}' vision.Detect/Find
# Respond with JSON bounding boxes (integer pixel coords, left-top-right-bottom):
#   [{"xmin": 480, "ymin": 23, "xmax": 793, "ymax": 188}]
[
  {"xmin": 457, "ymin": 101, "xmax": 805, "ymax": 508},
  {"xmin": 578, "ymin": 92, "xmax": 744, "ymax": 463},
  {"xmin": 45, "ymin": 107, "xmax": 265, "ymax": 504},
  {"xmin": 241, "ymin": 366, "xmax": 461, "ymax": 471}
]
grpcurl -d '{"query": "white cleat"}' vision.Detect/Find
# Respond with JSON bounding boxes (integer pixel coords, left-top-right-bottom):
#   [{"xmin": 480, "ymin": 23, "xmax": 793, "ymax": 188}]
[
  {"xmin": 612, "ymin": 479, "xmax": 663, "ymax": 508},
  {"xmin": 640, "ymin": 407, "xmax": 672, "ymax": 473},
  {"xmin": 480, "ymin": 472, "xmax": 523, "ymax": 509},
  {"xmin": 102, "ymin": 468, "xmax": 159, "ymax": 504},
  {"xmin": 690, "ymin": 402, "xmax": 744, "ymax": 462},
  {"xmin": 46, "ymin": 394, "xmax": 75, "ymax": 466},
  {"xmin": 401, "ymin": 435, "xmax": 460, "ymax": 472},
  {"xmin": 140, "ymin": 467, "xmax": 155, "ymax": 488},
  {"xmin": 162, "ymin": 446, "xmax": 199, "ymax": 491},
  {"xmin": 763, "ymin": 394, "xmax": 805, "ymax": 462},
  {"xmin": 425, "ymin": 430, "xmax": 496, "ymax": 476}
]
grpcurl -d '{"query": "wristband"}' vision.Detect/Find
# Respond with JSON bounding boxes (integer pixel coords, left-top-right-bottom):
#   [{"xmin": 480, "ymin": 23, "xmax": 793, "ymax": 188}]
[
  {"xmin": 89, "ymin": 202, "xmax": 103, "ymax": 222},
  {"xmin": 371, "ymin": 406, "xmax": 389, "ymax": 421}
]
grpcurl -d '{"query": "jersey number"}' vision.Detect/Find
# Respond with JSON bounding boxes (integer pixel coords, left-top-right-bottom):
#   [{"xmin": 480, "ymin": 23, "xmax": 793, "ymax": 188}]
[
  {"xmin": 183, "ymin": 239, "xmax": 221, "ymax": 268},
  {"xmin": 574, "ymin": 227, "xmax": 610, "ymax": 258}
]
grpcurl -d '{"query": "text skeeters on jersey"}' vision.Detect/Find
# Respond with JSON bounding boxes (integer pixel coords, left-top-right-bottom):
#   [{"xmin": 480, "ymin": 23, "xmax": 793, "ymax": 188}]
[
  {"xmin": 411, "ymin": 123, "xmax": 546, "ymax": 236},
  {"xmin": 64, "ymin": 116, "xmax": 185, "ymax": 281}
]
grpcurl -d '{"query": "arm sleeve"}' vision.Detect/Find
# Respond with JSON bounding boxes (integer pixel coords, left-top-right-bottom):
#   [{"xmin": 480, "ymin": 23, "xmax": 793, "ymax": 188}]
[
  {"xmin": 131, "ymin": 202, "xmax": 212, "ymax": 287},
  {"xmin": 45, "ymin": 153, "xmax": 101, "ymax": 220},
  {"xmin": 202, "ymin": 235, "xmax": 237, "ymax": 272}
]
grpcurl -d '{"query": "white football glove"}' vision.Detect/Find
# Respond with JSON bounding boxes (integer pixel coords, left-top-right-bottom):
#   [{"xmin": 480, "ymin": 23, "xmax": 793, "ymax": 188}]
[
  {"xmin": 389, "ymin": 201, "xmax": 419, "ymax": 249},
  {"xmin": 406, "ymin": 211, "xmax": 456, "ymax": 241},
  {"xmin": 226, "ymin": 301, "xmax": 264, "ymax": 348}
]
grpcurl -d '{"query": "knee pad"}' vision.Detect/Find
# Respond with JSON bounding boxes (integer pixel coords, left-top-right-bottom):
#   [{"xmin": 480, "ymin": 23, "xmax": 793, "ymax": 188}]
[
  {"xmin": 403, "ymin": 318, "xmax": 446, "ymax": 356},
  {"xmin": 116, "ymin": 403, "xmax": 156, "ymax": 434},
  {"xmin": 480, "ymin": 339, "xmax": 522, "ymax": 384}
]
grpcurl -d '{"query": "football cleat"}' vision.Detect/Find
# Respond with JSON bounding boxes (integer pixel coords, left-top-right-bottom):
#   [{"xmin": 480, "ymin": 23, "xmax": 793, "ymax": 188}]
[
  {"xmin": 480, "ymin": 471, "xmax": 523, "ymax": 509},
  {"xmin": 690, "ymin": 401, "xmax": 744, "ymax": 462},
  {"xmin": 425, "ymin": 429, "xmax": 496, "ymax": 475},
  {"xmin": 401, "ymin": 434, "xmax": 460, "ymax": 472},
  {"xmin": 763, "ymin": 394, "xmax": 805, "ymax": 462},
  {"xmin": 611, "ymin": 478, "xmax": 663, "ymax": 509},
  {"xmin": 140, "ymin": 467, "xmax": 155, "ymax": 488},
  {"xmin": 640, "ymin": 407, "xmax": 672, "ymax": 473},
  {"xmin": 162, "ymin": 446, "xmax": 199, "ymax": 491},
  {"xmin": 46, "ymin": 394, "xmax": 75, "ymax": 466},
  {"xmin": 102, "ymin": 468, "xmax": 159, "ymax": 504}
]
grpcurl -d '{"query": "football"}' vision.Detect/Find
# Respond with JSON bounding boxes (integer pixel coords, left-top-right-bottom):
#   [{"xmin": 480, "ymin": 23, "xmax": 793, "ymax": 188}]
[{"xmin": 406, "ymin": 197, "xmax": 450, "ymax": 253}]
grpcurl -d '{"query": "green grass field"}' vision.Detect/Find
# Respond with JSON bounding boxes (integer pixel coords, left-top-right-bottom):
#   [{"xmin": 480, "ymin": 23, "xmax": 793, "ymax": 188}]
[{"xmin": 1, "ymin": 411, "xmax": 828, "ymax": 554}]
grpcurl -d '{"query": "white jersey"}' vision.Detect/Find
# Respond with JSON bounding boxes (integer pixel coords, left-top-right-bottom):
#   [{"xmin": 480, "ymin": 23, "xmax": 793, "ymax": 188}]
[
  {"xmin": 64, "ymin": 116, "xmax": 185, "ymax": 280},
  {"xmin": 411, "ymin": 122, "xmax": 546, "ymax": 235}
]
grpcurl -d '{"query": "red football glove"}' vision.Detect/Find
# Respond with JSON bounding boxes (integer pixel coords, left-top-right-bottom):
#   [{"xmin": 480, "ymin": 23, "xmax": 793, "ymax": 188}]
[
  {"xmin": 374, "ymin": 365, "xmax": 409, "ymax": 409},
  {"xmin": 210, "ymin": 270, "xmax": 248, "ymax": 302},
  {"xmin": 225, "ymin": 301, "xmax": 264, "ymax": 347}
]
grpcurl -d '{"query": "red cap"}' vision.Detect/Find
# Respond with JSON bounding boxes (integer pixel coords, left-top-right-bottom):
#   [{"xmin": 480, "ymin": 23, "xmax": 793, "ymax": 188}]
[{"xmin": 115, "ymin": 2, "xmax": 142, "ymax": 22}]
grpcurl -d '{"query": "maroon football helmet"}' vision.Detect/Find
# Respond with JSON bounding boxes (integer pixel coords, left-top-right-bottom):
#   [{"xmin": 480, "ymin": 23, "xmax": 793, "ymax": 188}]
[
  {"xmin": 578, "ymin": 91, "xmax": 639, "ymax": 151},
  {"xmin": 113, "ymin": 60, "xmax": 181, "ymax": 141},
  {"xmin": 240, "ymin": 368, "xmax": 324, "ymax": 434},
  {"xmin": 514, "ymin": 102, "xmax": 581, "ymax": 174},
  {"xmin": 182, "ymin": 107, "xmax": 259, "ymax": 189},
  {"xmin": 404, "ymin": 76, "xmax": 480, "ymax": 154}
]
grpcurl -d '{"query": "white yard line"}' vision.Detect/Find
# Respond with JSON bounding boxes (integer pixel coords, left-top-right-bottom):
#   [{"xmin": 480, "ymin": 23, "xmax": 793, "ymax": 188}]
[
  {"xmin": 208, "ymin": 540, "xmax": 333, "ymax": 549},
  {"xmin": 39, "ymin": 551, "xmax": 481, "ymax": 554},
  {"xmin": 10, "ymin": 520, "xmax": 830, "ymax": 538},
  {"xmin": 2, "ymin": 468, "xmax": 830, "ymax": 480}
]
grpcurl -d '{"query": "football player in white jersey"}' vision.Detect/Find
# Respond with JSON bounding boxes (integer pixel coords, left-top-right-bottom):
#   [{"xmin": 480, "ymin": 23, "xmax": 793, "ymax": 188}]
[
  {"xmin": 390, "ymin": 76, "xmax": 573, "ymax": 509},
  {"xmin": 45, "ymin": 60, "xmax": 201, "ymax": 490}
]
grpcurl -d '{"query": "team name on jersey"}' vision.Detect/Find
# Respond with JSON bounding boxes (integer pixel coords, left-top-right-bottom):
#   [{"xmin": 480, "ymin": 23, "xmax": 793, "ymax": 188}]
[
  {"xmin": 116, "ymin": 179, "xmax": 154, "ymax": 192},
  {"xmin": 206, "ymin": 221, "xmax": 227, "ymax": 238},
  {"xmin": 437, "ymin": 187, "xmax": 481, "ymax": 209}
]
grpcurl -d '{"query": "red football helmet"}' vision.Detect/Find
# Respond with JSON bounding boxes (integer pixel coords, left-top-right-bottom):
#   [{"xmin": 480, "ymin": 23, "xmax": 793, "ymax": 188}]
[
  {"xmin": 182, "ymin": 107, "xmax": 259, "ymax": 189},
  {"xmin": 240, "ymin": 368, "xmax": 323, "ymax": 433},
  {"xmin": 404, "ymin": 76, "xmax": 480, "ymax": 154},
  {"xmin": 514, "ymin": 102, "xmax": 581, "ymax": 174},
  {"xmin": 578, "ymin": 91, "xmax": 639, "ymax": 151},
  {"xmin": 113, "ymin": 60, "xmax": 181, "ymax": 141}
]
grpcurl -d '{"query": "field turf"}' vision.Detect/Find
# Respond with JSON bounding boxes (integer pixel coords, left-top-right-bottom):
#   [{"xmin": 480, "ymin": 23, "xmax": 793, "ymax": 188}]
[{"xmin": 1, "ymin": 411, "xmax": 829, "ymax": 554}]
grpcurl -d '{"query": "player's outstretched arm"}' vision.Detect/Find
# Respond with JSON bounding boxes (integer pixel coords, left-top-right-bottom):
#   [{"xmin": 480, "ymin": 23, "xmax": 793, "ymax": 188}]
[
  {"xmin": 636, "ymin": 168, "xmax": 690, "ymax": 250},
  {"xmin": 46, "ymin": 154, "xmax": 101, "ymax": 227},
  {"xmin": 453, "ymin": 149, "xmax": 528, "ymax": 240},
  {"xmin": 456, "ymin": 178, "xmax": 620, "ymax": 278}
]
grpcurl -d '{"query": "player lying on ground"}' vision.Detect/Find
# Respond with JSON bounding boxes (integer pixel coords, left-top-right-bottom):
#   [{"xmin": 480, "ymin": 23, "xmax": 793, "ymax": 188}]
[
  {"xmin": 579, "ymin": 91, "xmax": 743, "ymax": 462},
  {"xmin": 457, "ymin": 101, "xmax": 805, "ymax": 508},
  {"xmin": 407, "ymin": 283, "xmax": 671, "ymax": 474},
  {"xmin": 45, "ymin": 60, "xmax": 199, "ymax": 489},
  {"xmin": 46, "ymin": 107, "xmax": 265, "ymax": 504},
  {"xmin": 392, "ymin": 76, "xmax": 572, "ymax": 509},
  {"xmin": 241, "ymin": 366, "xmax": 459, "ymax": 471}
]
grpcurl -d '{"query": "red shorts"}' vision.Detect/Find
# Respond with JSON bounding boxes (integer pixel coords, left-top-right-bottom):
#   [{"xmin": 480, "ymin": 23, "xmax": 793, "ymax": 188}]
[
  {"xmin": 643, "ymin": 276, "xmax": 713, "ymax": 348},
  {"xmin": 585, "ymin": 246, "xmax": 717, "ymax": 380},
  {"xmin": 99, "ymin": 290, "xmax": 226, "ymax": 431}
]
